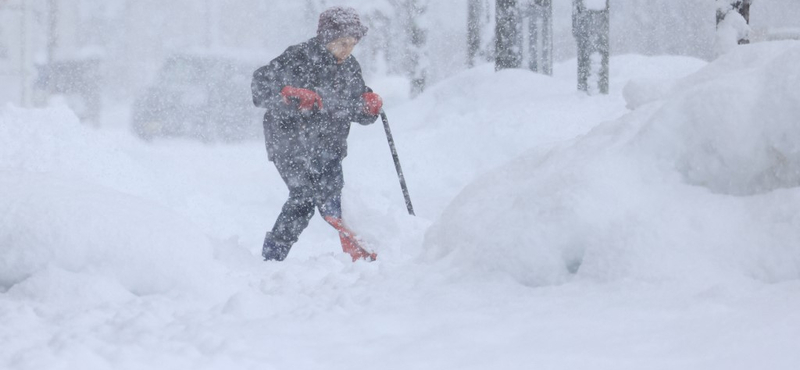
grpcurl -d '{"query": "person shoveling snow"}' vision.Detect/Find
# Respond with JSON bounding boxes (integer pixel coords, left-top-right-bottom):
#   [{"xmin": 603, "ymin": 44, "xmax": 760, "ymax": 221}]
[{"xmin": 251, "ymin": 6, "xmax": 382, "ymax": 262}]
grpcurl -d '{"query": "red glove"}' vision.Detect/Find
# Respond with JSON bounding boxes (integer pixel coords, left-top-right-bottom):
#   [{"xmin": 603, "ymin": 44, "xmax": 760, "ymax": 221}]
[
  {"xmin": 362, "ymin": 92, "xmax": 383, "ymax": 116},
  {"xmin": 281, "ymin": 86, "xmax": 323, "ymax": 111}
]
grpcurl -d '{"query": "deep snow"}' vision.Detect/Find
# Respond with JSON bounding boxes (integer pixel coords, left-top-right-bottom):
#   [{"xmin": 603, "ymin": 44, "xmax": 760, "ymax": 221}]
[
  {"xmin": 2, "ymin": 43, "xmax": 800, "ymax": 369},
  {"xmin": 425, "ymin": 41, "xmax": 800, "ymax": 287}
]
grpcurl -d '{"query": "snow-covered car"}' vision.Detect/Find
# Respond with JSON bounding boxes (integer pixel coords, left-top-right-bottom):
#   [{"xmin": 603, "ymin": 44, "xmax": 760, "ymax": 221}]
[{"xmin": 131, "ymin": 52, "xmax": 263, "ymax": 142}]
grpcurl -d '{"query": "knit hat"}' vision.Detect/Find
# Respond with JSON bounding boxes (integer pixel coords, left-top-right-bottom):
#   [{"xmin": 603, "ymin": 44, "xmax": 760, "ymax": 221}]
[{"xmin": 317, "ymin": 6, "xmax": 368, "ymax": 45}]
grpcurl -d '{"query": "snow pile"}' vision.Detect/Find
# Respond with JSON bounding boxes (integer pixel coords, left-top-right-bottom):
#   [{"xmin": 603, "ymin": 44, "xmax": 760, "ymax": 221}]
[
  {"xmin": 375, "ymin": 55, "xmax": 704, "ymax": 217},
  {"xmin": 617, "ymin": 54, "xmax": 707, "ymax": 109},
  {"xmin": 0, "ymin": 106, "xmax": 225, "ymax": 296},
  {"xmin": 647, "ymin": 41, "xmax": 800, "ymax": 195},
  {"xmin": 714, "ymin": 4, "xmax": 751, "ymax": 55},
  {"xmin": 424, "ymin": 41, "xmax": 800, "ymax": 288}
]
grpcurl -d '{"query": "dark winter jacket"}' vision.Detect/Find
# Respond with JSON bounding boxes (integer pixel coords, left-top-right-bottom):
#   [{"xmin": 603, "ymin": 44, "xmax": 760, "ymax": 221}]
[{"xmin": 252, "ymin": 37, "xmax": 377, "ymax": 163}]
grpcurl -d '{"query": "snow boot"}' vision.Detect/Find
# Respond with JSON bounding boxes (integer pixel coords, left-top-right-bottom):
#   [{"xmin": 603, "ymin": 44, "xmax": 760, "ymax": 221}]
[
  {"xmin": 262, "ymin": 233, "xmax": 292, "ymax": 261},
  {"xmin": 323, "ymin": 216, "xmax": 377, "ymax": 262}
]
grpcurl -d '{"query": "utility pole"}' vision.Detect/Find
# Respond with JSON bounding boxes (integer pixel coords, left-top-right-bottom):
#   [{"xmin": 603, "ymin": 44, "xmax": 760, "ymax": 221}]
[
  {"xmin": 495, "ymin": 0, "xmax": 521, "ymax": 70},
  {"xmin": 526, "ymin": 0, "xmax": 553, "ymax": 75},
  {"xmin": 47, "ymin": 0, "xmax": 57, "ymax": 62},
  {"xmin": 572, "ymin": 0, "xmax": 609, "ymax": 95},
  {"xmin": 467, "ymin": 0, "xmax": 481, "ymax": 68},
  {"xmin": 408, "ymin": 0, "xmax": 427, "ymax": 97}
]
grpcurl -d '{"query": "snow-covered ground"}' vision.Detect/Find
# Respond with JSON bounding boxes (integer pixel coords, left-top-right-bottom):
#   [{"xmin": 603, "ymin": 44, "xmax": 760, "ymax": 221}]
[{"xmin": 2, "ymin": 42, "xmax": 799, "ymax": 369}]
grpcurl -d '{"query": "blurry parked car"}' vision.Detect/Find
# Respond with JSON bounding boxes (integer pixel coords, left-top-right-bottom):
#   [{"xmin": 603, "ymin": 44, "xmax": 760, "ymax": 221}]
[{"xmin": 131, "ymin": 51, "xmax": 263, "ymax": 142}]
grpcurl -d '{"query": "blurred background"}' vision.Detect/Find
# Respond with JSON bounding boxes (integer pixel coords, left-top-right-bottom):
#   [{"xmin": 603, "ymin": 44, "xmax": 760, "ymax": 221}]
[{"xmin": 1, "ymin": 0, "xmax": 798, "ymax": 141}]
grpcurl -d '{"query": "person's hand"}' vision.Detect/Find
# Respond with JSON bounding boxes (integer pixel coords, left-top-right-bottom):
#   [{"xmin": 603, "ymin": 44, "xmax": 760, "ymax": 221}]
[
  {"xmin": 281, "ymin": 86, "xmax": 323, "ymax": 111},
  {"xmin": 362, "ymin": 92, "xmax": 383, "ymax": 116}
]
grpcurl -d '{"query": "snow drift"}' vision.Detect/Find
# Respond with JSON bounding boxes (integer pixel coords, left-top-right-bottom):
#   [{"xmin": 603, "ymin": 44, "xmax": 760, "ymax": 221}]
[
  {"xmin": 646, "ymin": 41, "xmax": 800, "ymax": 195},
  {"xmin": 424, "ymin": 41, "xmax": 800, "ymax": 287},
  {"xmin": 0, "ymin": 106, "xmax": 225, "ymax": 296}
]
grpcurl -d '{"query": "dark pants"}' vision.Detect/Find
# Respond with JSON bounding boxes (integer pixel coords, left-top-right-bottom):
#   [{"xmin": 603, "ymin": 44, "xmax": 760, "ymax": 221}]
[{"xmin": 263, "ymin": 155, "xmax": 344, "ymax": 260}]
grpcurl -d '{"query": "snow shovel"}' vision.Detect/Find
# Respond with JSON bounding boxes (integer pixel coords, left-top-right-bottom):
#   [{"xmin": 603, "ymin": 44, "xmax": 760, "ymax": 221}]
[{"xmin": 380, "ymin": 109, "xmax": 415, "ymax": 216}]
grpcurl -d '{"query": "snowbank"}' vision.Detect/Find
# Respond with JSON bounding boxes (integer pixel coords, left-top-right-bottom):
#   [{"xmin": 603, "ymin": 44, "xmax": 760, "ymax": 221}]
[
  {"xmin": 424, "ymin": 41, "xmax": 800, "ymax": 288},
  {"xmin": 1, "ymin": 48, "xmax": 798, "ymax": 369},
  {"xmin": 371, "ymin": 55, "xmax": 705, "ymax": 219},
  {"xmin": 0, "ymin": 106, "xmax": 225, "ymax": 296},
  {"xmin": 646, "ymin": 41, "xmax": 800, "ymax": 195}
]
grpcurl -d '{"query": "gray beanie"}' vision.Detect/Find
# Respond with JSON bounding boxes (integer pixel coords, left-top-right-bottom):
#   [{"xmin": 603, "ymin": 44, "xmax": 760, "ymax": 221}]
[{"xmin": 317, "ymin": 6, "xmax": 368, "ymax": 45}]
